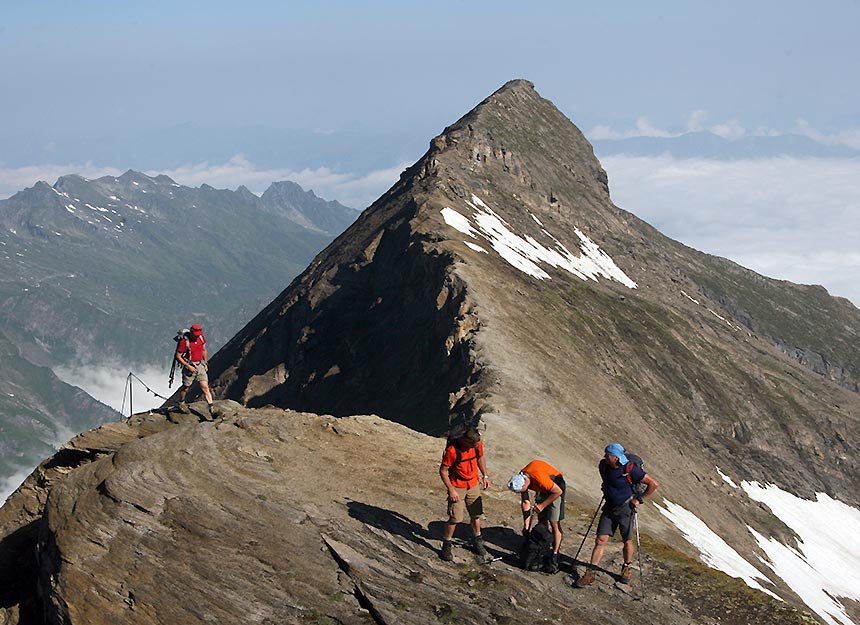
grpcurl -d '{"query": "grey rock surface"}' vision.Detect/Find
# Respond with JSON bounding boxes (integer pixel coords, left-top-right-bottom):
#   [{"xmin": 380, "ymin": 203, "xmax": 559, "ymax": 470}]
[{"xmin": 0, "ymin": 406, "xmax": 819, "ymax": 624}]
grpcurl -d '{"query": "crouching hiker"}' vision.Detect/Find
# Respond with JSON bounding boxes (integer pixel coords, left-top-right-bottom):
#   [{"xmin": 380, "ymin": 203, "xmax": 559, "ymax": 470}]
[
  {"xmin": 575, "ymin": 443, "xmax": 658, "ymax": 587},
  {"xmin": 439, "ymin": 427, "xmax": 491, "ymax": 562},
  {"xmin": 507, "ymin": 460, "xmax": 566, "ymax": 574}
]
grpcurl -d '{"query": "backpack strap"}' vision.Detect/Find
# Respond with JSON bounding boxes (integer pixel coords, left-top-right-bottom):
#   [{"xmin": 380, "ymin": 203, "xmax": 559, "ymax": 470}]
[
  {"xmin": 623, "ymin": 462, "xmax": 635, "ymax": 485},
  {"xmin": 448, "ymin": 442, "xmax": 480, "ymax": 481}
]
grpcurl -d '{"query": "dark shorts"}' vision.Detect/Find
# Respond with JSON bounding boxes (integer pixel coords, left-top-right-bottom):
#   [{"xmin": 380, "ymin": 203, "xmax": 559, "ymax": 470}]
[
  {"xmin": 536, "ymin": 476, "xmax": 566, "ymax": 523},
  {"xmin": 597, "ymin": 503, "xmax": 634, "ymax": 541}
]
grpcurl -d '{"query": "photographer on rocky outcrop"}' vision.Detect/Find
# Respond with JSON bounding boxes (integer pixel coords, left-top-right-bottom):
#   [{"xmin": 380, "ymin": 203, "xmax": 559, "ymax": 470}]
[
  {"xmin": 575, "ymin": 443, "xmax": 658, "ymax": 587},
  {"xmin": 439, "ymin": 427, "xmax": 491, "ymax": 562},
  {"xmin": 507, "ymin": 459, "xmax": 566, "ymax": 574},
  {"xmin": 175, "ymin": 323, "xmax": 220, "ymax": 418}
]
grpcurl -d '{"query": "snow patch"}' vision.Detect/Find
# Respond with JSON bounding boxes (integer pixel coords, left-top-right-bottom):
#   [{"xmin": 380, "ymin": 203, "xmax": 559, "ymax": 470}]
[
  {"xmin": 441, "ymin": 207, "xmax": 477, "ymax": 238},
  {"xmin": 464, "ymin": 241, "xmax": 488, "ymax": 253},
  {"xmin": 741, "ymin": 482, "xmax": 860, "ymax": 625},
  {"xmin": 440, "ymin": 196, "xmax": 637, "ymax": 288},
  {"xmin": 655, "ymin": 499, "xmax": 780, "ymax": 598},
  {"xmin": 716, "ymin": 466, "xmax": 738, "ymax": 488},
  {"xmin": 661, "ymin": 481, "xmax": 860, "ymax": 625}
]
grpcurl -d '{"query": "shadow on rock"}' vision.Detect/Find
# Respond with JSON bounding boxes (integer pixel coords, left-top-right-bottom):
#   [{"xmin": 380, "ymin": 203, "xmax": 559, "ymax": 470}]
[{"xmin": 346, "ymin": 501, "xmax": 436, "ymax": 553}]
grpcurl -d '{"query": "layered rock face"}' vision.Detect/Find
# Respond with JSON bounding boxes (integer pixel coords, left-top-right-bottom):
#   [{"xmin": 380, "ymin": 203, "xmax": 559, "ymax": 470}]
[{"xmin": 0, "ymin": 405, "xmax": 817, "ymax": 625}]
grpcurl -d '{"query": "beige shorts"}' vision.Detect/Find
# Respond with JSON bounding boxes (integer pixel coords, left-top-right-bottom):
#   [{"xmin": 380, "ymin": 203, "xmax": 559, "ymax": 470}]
[
  {"xmin": 447, "ymin": 484, "xmax": 483, "ymax": 523},
  {"xmin": 182, "ymin": 362, "xmax": 208, "ymax": 387}
]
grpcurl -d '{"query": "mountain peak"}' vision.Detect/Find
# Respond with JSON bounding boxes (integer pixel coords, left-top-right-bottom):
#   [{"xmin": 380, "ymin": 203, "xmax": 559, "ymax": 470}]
[{"xmin": 424, "ymin": 78, "xmax": 610, "ymax": 203}]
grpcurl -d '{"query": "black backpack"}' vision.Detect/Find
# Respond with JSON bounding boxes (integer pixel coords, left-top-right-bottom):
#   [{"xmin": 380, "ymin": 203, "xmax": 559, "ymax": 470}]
[
  {"xmin": 168, "ymin": 329, "xmax": 190, "ymax": 388},
  {"xmin": 600, "ymin": 453, "xmax": 647, "ymax": 498},
  {"xmin": 518, "ymin": 524, "xmax": 553, "ymax": 572}
]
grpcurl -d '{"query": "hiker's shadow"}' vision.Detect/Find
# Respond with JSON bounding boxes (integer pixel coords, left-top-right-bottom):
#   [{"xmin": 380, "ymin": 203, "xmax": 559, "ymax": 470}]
[{"xmin": 346, "ymin": 501, "xmax": 436, "ymax": 552}]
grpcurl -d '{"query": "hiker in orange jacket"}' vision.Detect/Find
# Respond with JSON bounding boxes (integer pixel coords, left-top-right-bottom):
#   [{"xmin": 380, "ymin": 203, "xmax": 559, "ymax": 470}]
[
  {"xmin": 439, "ymin": 427, "xmax": 491, "ymax": 562},
  {"xmin": 508, "ymin": 459, "xmax": 566, "ymax": 573}
]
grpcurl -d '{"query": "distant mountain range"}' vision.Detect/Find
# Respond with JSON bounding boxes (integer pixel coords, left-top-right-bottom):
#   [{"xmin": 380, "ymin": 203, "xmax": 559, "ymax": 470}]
[
  {"xmin": 593, "ymin": 131, "xmax": 860, "ymax": 160},
  {"xmin": 0, "ymin": 173, "xmax": 357, "ymax": 497},
  {"xmin": 0, "ymin": 171, "xmax": 357, "ymax": 366}
]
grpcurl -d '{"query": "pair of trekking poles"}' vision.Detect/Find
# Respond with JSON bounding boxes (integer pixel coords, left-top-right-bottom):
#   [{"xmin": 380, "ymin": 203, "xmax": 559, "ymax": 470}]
[{"xmin": 573, "ymin": 495, "xmax": 645, "ymax": 598}]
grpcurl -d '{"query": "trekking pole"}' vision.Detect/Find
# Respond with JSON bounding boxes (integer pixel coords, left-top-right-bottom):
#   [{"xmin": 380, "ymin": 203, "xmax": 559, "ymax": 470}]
[
  {"xmin": 573, "ymin": 495, "xmax": 604, "ymax": 563},
  {"xmin": 634, "ymin": 507, "xmax": 645, "ymax": 599}
]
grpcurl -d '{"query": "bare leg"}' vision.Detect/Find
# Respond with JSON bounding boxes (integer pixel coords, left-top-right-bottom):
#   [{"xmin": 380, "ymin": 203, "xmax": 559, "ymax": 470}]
[
  {"xmin": 589, "ymin": 534, "xmax": 609, "ymax": 566},
  {"xmin": 198, "ymin": 380, "xmax": 214, "ymax": 404},
  {"xmin": 470, "ymin": 516, "xmax": 482, "ymax": 537},
  {"xmin": 550, "ymin": 521, "xmax": 563, "ymax": 553},
  {"xmin": 622, "ymin": 539, "xmax": 634, "ymax": 563}
]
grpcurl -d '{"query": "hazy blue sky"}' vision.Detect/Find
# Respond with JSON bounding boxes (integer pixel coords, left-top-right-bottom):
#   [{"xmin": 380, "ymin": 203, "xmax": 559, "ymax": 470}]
[
  {"xmin": 3, "ymin": 1, "xmax": 858, "ymax": 134},
  {"xmin": 1, "ymin": 1, "xmax": 859, "ymax": 305}
]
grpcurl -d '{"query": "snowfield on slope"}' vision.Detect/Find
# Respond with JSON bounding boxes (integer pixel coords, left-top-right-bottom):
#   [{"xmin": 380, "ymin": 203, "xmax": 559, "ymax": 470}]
[
  {"xmin": 658, "ymin": 470, "xmax": 860, "ymax": 625},
  {"xmin": 441, "ymin": 194, "xmax": 638, "ymax": 288}
]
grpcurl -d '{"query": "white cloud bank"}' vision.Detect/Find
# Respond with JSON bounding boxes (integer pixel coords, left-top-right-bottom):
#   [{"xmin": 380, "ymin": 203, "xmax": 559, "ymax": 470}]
[
  {"xmin": 602, "ymin": 155, "xmax": 860, "ymax": 307},
  {"xmin": 2, "ymin": 154, "xmax": 858, "ymax": 307},
  {"xmin": 54, "ymin": 361, "xmax": 172, "ymax": 416}
]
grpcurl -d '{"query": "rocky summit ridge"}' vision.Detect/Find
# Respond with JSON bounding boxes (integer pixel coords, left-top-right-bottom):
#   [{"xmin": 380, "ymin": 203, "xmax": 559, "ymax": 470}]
[{"xmin": 1, "ymin": 80, "xmax": 859, "ymax": 625}]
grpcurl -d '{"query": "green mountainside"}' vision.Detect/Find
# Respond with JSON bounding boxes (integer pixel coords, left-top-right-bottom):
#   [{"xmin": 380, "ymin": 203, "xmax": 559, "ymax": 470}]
[
  {"xmin": 0, "ymin": 330, "xmax": 119, "ymax": 489},
  {"xmin": 0, "ymin": 173, "xmax": 357, "ymax": 496}
]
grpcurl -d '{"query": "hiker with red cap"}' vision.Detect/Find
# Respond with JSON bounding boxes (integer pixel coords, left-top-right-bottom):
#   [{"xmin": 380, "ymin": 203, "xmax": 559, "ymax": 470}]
[
  {"xmin": 575, "ymin": 443, "xmax": 659, "ymax": 587},
  {"xmin": 175, "ymin": 324, "xmax": 219, "ymax": 417}
]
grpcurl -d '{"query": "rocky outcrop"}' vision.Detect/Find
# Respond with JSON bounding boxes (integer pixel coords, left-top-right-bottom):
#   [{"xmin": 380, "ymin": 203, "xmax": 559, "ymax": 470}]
[{"xmin": 0, "ymin": 405, "xmax": 818, "ymax": 625}]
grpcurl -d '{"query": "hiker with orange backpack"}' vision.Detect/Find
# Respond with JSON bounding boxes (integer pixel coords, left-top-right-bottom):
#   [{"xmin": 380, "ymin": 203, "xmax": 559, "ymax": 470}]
[
  {"xmin": 439, "ymin": 427, "xmax": 491, "ymax": 562},
  {"xmin": 574, "ymin": 443, "xmax": 658, "ymax": 587},
  {"xmin": 175, "ymin": 323, "xmax": 220, "ymax": 417}
]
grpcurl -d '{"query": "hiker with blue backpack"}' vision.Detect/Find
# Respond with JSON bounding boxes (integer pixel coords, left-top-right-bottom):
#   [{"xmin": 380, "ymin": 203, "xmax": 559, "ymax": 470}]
[{"xmin": 574, "ymin": 443, "xmax": 658, "ymax": 587}]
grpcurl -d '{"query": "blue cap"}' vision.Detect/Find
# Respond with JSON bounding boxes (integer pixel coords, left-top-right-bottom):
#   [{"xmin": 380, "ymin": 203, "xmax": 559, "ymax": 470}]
[{"xmin": 605, "ymin": 443, "xmax": 628, "ymax": 465}]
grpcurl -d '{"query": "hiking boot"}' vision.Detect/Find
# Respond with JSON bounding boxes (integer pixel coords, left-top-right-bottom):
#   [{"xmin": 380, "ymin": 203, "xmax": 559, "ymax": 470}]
[
  {"xmin": 178, "ymin": 401, "xmax": 190, "ymax": 414},
  {"xmin": 619, "ymin": 562, "xmax": 633, "ymax": 584},
  {"xmin": 473, "ymin": 535, "xmax": 488, "ymax": 558},
  {"xmin": 440, "ymin": 540, "xmax": 453, "ymax": 562},
  {"xmin": 543, "ymin": 553, "xmax": 559, "ymax": 574},
  {"xmin": 574, "ymin": 569, "xmax": 594, "ymax": 588}
]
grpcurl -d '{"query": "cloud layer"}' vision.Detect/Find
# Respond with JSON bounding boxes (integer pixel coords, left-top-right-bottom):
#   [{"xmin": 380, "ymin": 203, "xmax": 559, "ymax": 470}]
[
  {"xmin": 2, "ymin": 154, "xmax": 858, "ymax": 308},
  {"xmin": 602, "ymin": 155, "xmax": 860, "ymax": 307}
]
